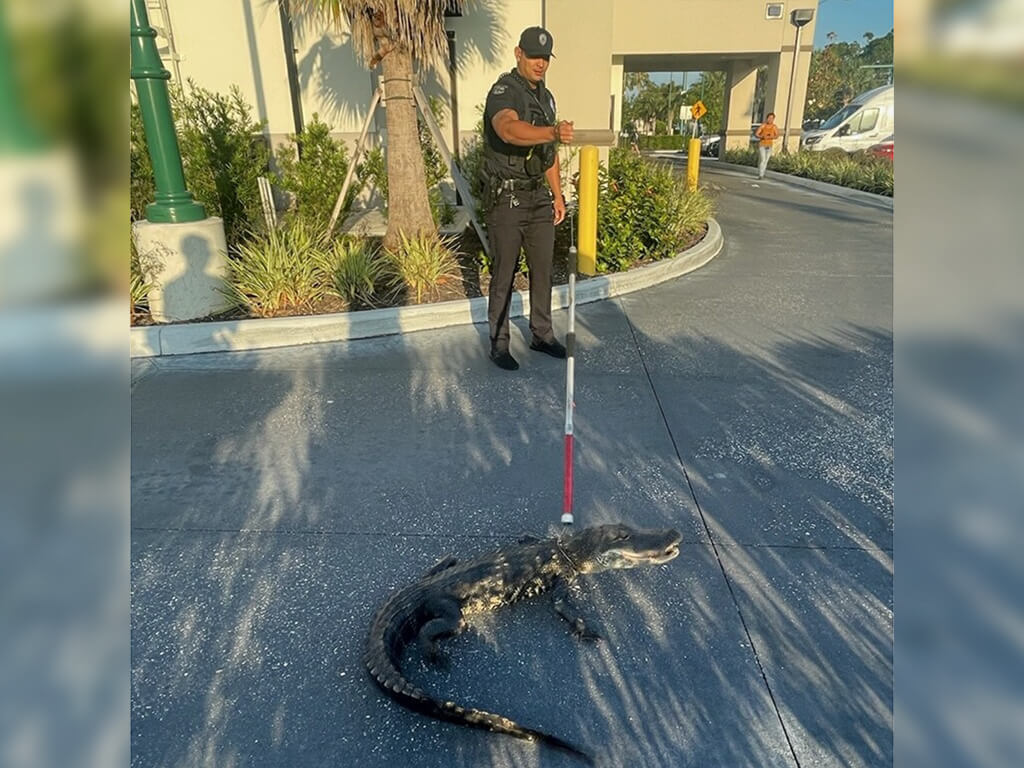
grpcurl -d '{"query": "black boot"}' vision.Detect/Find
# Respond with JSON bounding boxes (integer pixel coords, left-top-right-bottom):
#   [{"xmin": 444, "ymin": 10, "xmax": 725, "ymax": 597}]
[
  {"xmin": 489, "ymin": 343, "xmax": 519, "ymax": 370},
  {"xmin": 529, "ymin": 337, "xmax": 567, "ymax": 359}
]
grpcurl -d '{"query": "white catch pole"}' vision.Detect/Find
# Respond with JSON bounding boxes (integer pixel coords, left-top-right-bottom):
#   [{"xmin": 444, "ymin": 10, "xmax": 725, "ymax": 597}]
[{"xmin": 562, "ymin": 245, "xmax": 578, "ymax": 526}]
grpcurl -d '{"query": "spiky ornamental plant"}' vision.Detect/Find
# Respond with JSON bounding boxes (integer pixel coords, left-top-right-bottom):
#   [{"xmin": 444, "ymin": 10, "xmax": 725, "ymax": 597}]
[{"xmin": 292, "ymin": 1, "xmax": 472, "ymax": 251}]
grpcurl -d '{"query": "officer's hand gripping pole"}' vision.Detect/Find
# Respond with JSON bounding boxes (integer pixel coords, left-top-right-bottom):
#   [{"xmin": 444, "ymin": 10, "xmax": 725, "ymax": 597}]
[{"xmin": 561, "ymin": 144, "xmax": 600, "ymax": 527}]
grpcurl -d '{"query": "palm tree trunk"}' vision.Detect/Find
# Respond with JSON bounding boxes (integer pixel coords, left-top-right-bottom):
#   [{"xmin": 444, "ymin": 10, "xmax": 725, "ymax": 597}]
[{"xmin": 379, "ymin": 45, "xmax": 434, "ymax": 251}]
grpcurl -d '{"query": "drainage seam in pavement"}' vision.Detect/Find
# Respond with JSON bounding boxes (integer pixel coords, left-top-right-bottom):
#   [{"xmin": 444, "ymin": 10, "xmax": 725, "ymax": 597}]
[{"xmin": 620, "ymin": 299, "xmax": 804, "ymax": 768}]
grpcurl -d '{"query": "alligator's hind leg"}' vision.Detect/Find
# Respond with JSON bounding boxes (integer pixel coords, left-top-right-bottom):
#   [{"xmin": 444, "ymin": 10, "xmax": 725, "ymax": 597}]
[
  {"xmin": 418, "ymin": 596, "xmax": 464, "ymax": 668},
  {"xmin": 551, "ymin": 580, "xmax": 602, "ymax": 642}
]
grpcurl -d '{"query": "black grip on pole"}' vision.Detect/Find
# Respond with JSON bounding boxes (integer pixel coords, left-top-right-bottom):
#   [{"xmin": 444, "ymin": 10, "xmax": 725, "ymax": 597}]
[{"xmin": 566, "ymin": 331, "xmax": 575, "ymax": 359}]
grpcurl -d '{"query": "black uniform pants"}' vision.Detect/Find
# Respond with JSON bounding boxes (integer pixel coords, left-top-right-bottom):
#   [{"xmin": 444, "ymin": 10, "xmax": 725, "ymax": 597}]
[{"xmin": 486, "ymin": 186, "xmax": 555, "ymax": 350}]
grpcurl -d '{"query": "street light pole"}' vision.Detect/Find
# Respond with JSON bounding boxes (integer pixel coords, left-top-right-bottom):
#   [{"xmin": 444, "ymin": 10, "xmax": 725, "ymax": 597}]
[
  {"xmin": 130, "ymin": 0, "xmax": 205, "ymax": 222},
  {"xmin": 783, "ymin": 9, "xmax": 814, "ymax": 153}
]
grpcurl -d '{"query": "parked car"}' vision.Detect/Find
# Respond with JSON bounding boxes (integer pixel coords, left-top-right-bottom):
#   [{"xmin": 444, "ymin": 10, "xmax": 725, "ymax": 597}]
[
  {"xmin": 867, "ymin": 134, "xmax": 894, "ymax": 161},
  {"xmin": 698, "ymin": 122, "xmax": 773, "ymax": 156},
  {"xmin": 801, "ymin": 85, "xmax": 894, "ymax": 153},
  {"xmin": 700, "ymin": 133, "xmax": 721, "ymax": 156}
]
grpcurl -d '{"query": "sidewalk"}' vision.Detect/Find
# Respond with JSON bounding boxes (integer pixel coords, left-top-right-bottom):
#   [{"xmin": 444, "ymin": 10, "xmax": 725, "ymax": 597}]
[{"xmin": 131, "ymin": 163, "xmax": 893, "ymax": 768}]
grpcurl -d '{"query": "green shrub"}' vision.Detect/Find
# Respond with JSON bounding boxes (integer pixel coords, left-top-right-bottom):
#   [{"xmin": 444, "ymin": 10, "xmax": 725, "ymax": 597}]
[
  {"xmin": 631, "ymin": 135, "xmax": 687, "ymax": 151},
  {"xmin": 723, "ymin": 146, "xmax": 893, "ymax": 196},
  {"xmin": 130, "ymin": 104, "xmax": 155, "ymax": 222},
  {"xmin": 223, "ymin": 219, "xmax": 328, "ymax": 317},
  {"xmin": 12, "ymin": 12, "xmax": 122, "ymax": 190},
  {"xmin": 594, "ymin": 149, "xmax": 714, "ymax": 272},
  {"xmin": 722, "ymin": 148, "xmax": 757, "ymax": 166},
  {"xmin": 429, "ymin": 187, "xmax": 457, "ymax": 228},
  {"xmin": 819, "ymin": 147, "xmax": 850, "ymax": 161},
  {"xmin": 275, "ymin": 114, "xmax": 357, "ymax": 226},
  {"xmin": 131, "ymin": 83, "xmax": 269, "ymax": 242},
  {"xmin": 130, "ymin": 234, "xmax": 150, "ymax": 315},
  {"xmin": 383, "ymin": 233, "xmax": 460, "ymax": 304},
  {"xmin": 171, "ymin": 82, "xmax": 270, "ymax": 245},
  {"xmin": 458, "ymin": 108, "xmax": 488, "ymax": 208},
  {"xmin": 316, "ymin": 237, "xmax": 386, "ymax": 310},
  {"xmin": 362, "ymin": 145, "xmax": 389, "ymax": 208},
  {"xmin": 454, "ymin": 108, "xmax": 491, "ymax": 268},
  {"xmin": 420, "ymin": 96, "xmax": 449, "ymax": 192}
]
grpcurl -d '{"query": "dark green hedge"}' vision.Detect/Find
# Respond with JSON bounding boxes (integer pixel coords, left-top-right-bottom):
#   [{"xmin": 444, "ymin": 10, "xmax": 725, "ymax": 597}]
[{"xmin": 626, "ymin": 135, "xmax": 687, "ymax": 151}]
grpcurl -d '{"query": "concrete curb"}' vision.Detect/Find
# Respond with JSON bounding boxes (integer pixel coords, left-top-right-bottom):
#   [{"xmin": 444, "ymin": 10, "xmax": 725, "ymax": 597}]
[
  {"xmin": 713, "ymin": 160, "xmax": 893, "ymax": 209},
  {"xmin": 129, "ymin": 218, "xmax": 723, "ymax": 358}
]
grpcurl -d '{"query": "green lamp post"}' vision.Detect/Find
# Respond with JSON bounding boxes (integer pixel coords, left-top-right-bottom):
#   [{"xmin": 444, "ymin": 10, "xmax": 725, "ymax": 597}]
[
  {"xmin": 130, "ymin": 0, "xmax": 205, "ymax": 222},
  {"xmin": 0, "ymin": 3, "xmax": 44, "ymax": 152}
]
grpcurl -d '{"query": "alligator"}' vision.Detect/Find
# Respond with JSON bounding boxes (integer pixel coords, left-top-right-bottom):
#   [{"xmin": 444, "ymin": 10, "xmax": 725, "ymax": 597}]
[{"xmin": 363, "ymin": 523, "xmax": 682, "ymax": 764}]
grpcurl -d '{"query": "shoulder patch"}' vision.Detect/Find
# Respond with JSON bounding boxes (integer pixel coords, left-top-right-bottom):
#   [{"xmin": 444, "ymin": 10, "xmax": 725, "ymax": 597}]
[{"xmin": 491, "ymin": 84, "xmax": 506, "ymax": 95}]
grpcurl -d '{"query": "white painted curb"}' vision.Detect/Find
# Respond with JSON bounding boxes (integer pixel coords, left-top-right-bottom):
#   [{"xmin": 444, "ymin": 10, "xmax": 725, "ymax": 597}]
[{"xmin": 130, "ymin": 218, "xmax": 723, "ymax": 358}]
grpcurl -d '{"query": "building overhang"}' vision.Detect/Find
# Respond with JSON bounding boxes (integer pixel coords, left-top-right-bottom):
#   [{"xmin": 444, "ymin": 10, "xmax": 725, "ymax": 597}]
[{"xmin": 620, "ymin": 52, "xmax": 780, "ymax": 72}]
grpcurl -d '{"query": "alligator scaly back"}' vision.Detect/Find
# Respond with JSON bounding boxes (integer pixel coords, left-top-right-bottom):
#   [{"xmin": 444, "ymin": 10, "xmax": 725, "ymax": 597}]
[{"xmin": 363, "ymin": 593, "xmax": 594, "ymax": 764}]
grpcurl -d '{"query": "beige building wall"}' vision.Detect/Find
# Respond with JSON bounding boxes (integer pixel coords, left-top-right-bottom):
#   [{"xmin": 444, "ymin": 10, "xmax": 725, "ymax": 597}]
[
  {"xmin": 610, "ymin": 58, "xmax": 625, "ymax": 133},
  {"xmin": 155, "ymin": 0, "xmax": 818, "ymax": 162},
  {"xmin": 289, "ymin": 13, "xmax": 378, "ymax": 142},
  {"xmin": 612, "ymin": 0, "xmax": 816, "ymax": 53},
  {"xmin": 441, "ymin": 0, "xmax": 539, "ymax": 152},
  {"xmin": 723, "ymin": 61, "xmax": 760, "ymax": 150},
  {"xmin": 764, "ymin": 37, "xmax": 815, "ymax": 152},
  {"xmin": 546, "ymin": 0, "xmax": 614, "ymax": 131},
  {"xmin": 166, "ymin": 1, "xmax": 295, "ymax": 143}
]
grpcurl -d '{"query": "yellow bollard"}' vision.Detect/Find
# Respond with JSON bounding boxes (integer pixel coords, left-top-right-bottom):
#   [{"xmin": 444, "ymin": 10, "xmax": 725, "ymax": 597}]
[
  {"xmin": 686, "ymin": 137, "xmax": 701, "ymax": 191},
  {"xmin": 577, "ymin": 145, "xmax": 598, "ymax": 275}
]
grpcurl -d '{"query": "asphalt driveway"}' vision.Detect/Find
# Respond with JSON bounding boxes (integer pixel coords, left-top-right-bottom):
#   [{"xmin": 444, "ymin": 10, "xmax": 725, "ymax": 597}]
[{"xmin": 131, "ymin": 162, "xmax": 893, "ymax": 768}]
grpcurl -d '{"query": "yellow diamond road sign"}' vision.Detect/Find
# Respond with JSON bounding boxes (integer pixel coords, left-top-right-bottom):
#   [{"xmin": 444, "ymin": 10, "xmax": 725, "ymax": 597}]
[{"xmin": 691, "ymin": 100, "xmax": 708, "ymax": 120}]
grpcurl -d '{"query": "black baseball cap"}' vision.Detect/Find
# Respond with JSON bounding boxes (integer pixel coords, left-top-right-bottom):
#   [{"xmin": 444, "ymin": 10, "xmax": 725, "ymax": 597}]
[{"xmin": 518, "ymin": 26, "xmax": 555, "ymax": 59}]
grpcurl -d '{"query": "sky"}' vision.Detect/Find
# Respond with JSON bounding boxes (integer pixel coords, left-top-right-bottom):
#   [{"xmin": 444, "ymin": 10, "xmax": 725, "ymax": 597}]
[{"xmin": 812, "ymin": 0, "xmax": 894, "ymax": 47}]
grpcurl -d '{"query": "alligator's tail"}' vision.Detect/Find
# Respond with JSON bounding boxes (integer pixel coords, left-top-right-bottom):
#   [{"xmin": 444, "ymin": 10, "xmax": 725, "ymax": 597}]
[{"xmin": 364, "ymin": 650, "xmax": 594, "ymax": 765}]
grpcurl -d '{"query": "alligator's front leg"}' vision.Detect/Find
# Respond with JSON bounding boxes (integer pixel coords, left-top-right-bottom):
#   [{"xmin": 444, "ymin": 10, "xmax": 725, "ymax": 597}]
[
  {"xmin": 418, "ymin": 595, "xmax": 465, "ymax": 667},
  {"xmin": 550, "ymin": 579, "xmax": 602, "ymax": 642}
]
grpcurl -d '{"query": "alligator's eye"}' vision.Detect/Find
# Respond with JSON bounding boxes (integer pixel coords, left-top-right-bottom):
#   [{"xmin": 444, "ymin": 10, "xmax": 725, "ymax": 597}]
[{"xmin": 615, "ymin": 531, "xmax": 631, "ymax": 542}]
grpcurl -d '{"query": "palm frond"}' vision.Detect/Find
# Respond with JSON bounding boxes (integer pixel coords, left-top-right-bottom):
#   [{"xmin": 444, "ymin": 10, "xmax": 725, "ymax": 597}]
[{"xmin": 291, "ymin": 1, "xmax": 473, "ymax": 70}]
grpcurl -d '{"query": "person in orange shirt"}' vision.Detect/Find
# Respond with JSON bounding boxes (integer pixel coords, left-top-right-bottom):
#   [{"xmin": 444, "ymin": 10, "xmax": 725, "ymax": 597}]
[{"xmin": 755, "ymin": 113, "xmax": 780, "ymax": 179}]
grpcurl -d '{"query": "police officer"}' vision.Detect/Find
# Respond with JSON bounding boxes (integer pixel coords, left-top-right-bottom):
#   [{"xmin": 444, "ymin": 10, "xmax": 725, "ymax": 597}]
[{"xmin": 482, "ymin": 26, "xmax": 574, "ymax": 370}]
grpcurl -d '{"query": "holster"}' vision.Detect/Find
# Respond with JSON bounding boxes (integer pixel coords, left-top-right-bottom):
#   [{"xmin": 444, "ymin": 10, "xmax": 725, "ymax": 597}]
[{"xmin": 482, "ymin": 176, "xmax": 501, "ymax": 213}]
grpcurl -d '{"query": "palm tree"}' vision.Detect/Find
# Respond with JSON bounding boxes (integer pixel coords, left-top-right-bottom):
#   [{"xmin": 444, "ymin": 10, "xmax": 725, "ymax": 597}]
[{"xmin": 293, "ymin": 1, "xmax": 467, "ymax": 250}]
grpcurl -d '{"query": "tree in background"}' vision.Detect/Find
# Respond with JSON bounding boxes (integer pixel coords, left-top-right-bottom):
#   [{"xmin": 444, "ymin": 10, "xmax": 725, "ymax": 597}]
[
  {"xmin": 681, "ymin": 72, "xmax": 725, "ymax": 134},
  {"xmin": 805, "ymin": 29, "xmax": 893, "ymax": 121},
  {"xmin": 622, "ymin": 27, "xmax": 893, "ymax": 139},
  {"xmin": 623, "ymin": 71, "xmax": 728, "ymax": 137},
  {"xmin": 624, "ymin": 75, "xmax": 680, "ymax": 135}
]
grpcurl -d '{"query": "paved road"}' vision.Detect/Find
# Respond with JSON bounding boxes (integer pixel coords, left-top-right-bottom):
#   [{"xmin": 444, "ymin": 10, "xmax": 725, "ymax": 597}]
[{"xmin": 131, "ymin": 163, "xmax": 893, "ymax": 768}]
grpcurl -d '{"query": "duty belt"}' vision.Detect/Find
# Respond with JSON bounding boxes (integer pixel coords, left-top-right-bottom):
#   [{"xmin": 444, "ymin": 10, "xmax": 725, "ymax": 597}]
[{"xmin": 499, "ymin": 178, "xmax": 545, "ymax": 192}]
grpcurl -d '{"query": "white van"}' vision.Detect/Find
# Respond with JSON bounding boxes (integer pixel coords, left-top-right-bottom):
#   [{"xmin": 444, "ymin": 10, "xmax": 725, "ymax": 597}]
[{"xmin": 801, "ymin": 85, "xmax": 894, "ymax": 153}]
